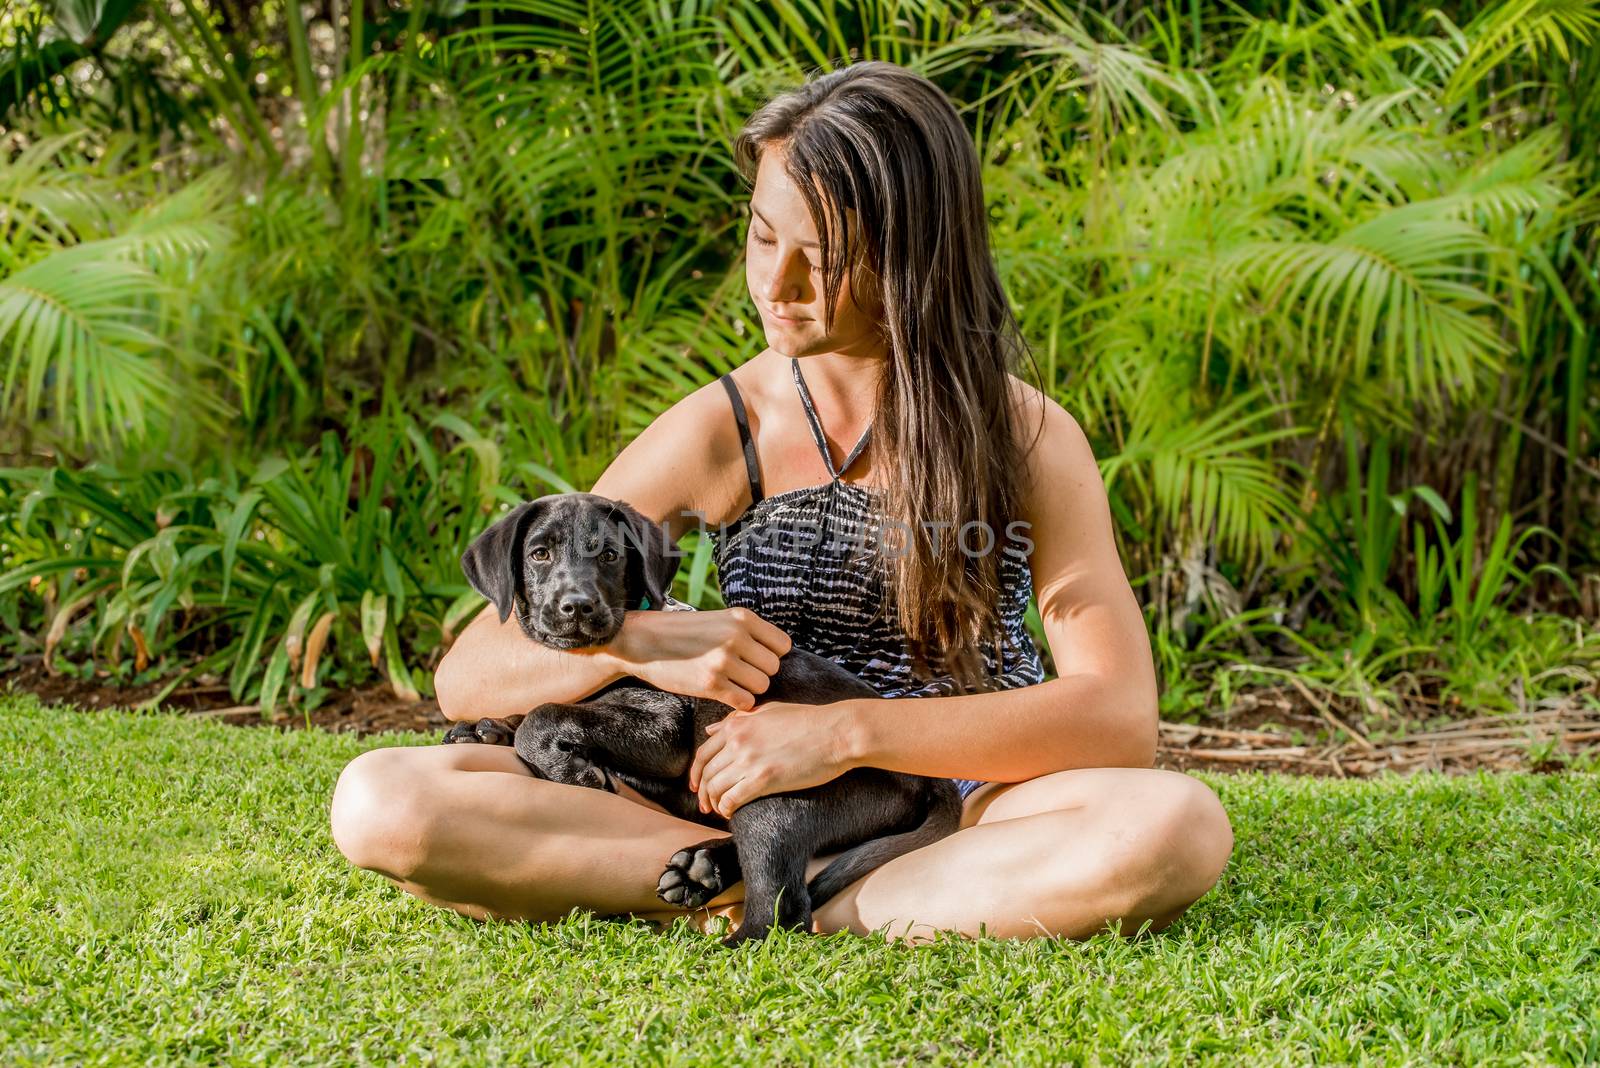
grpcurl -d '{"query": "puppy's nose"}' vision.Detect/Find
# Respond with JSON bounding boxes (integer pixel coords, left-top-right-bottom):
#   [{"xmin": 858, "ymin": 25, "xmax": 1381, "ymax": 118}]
[{"xmin": 557, "ymin": 593, "xmax": 596, "ymax": 618}]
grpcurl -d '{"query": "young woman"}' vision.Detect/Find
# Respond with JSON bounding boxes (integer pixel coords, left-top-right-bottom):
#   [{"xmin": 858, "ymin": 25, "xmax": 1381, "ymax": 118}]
[{"xmin": 330, "ymin": 60, "xmax": 1233, "ymax": 942}]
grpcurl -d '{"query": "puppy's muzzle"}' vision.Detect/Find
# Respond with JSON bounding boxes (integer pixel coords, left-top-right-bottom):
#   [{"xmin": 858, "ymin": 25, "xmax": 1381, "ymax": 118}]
[{"xmin": 555, "ymin": 590, "xmax": 598, "ymax": 619}]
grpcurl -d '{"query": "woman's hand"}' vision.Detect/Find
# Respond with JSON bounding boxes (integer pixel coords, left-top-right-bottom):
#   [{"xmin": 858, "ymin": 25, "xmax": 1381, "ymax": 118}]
[
  {"xmin": 608, "ymin": 607, "xmax": 792, "ymax": 711},
  {"xmin": 689, "ymin": 700, "xmax": 859, "ymax": 818}
]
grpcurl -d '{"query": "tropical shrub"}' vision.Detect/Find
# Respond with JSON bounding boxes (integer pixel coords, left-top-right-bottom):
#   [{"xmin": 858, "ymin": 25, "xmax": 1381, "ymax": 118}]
[{"xmin": 1, "ymin": 0, "xmax": 1595, "ymax": 720}]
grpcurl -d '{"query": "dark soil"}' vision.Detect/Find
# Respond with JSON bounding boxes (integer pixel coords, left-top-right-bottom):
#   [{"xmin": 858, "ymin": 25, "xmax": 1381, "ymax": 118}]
[
  {"xmin": 3, "ymin": 657, "xmax": 448, "ymax": 736},
  {"xmin": 5, "ymin": 655, "xmax": 1595, "ymax": 776}
]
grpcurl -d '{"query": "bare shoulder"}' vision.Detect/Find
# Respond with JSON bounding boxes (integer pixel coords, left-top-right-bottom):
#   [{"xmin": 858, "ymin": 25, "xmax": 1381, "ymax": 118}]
[
  {"xmin": 1002, "ymin": 373, "xmax": 1118, "ymax": 595},
  {"xmin": 1002, "ymin": 374, "xmax": 1151, "ymax": 690},
  {"xmin": 588, "ymin": 371, "xmax": 752, "ymax": 541},
  {"xmin": 1004, "ymin": 373, "xmax": 1091, "ymax": 485}
]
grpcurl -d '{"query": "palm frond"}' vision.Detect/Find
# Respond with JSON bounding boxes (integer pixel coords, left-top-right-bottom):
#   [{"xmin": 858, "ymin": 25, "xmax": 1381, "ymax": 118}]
[
  {"xmin": 1228, "ymin": 207, "xmax": 1509, "ymax": 403},
  {"xmin": 1104, "ymin": 385, "xmax": 1307, "ymax": 563}
]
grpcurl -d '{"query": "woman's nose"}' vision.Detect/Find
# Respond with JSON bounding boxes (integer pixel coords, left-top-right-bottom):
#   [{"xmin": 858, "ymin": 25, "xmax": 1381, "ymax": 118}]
[{"xmin": 760, "ymin": 251, "xmax": 808, "ymax": 303}]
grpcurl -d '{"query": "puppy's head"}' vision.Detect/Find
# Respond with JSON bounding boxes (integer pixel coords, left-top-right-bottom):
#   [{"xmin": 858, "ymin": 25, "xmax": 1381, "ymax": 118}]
[{"xmin": 460, "ymin": 492, "xmax": 681, "ymax": 649}]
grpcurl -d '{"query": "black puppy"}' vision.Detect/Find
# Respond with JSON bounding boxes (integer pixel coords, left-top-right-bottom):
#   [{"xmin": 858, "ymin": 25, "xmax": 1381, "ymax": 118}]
[{"xmin": 441, "ymin": 492, "xmax": 962, "ymax": 944}]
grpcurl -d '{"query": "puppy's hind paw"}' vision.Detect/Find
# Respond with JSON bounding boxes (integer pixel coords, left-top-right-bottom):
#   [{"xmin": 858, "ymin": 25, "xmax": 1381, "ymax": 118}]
[{"xmin": 656, "ymin": 839, "xmax": 740, "ymax": 909}]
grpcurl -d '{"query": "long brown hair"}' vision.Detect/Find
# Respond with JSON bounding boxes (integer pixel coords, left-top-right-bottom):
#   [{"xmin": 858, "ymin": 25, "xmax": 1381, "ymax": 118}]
[{"xmin": 733, "ymin": 60, "xmax": 1044, "ymax": 693}]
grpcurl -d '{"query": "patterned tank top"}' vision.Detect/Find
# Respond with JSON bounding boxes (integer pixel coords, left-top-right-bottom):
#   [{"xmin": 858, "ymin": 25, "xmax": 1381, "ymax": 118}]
[{"xmin": 702, "ymin": 358, "xmax": 1047, "ymax": 711}]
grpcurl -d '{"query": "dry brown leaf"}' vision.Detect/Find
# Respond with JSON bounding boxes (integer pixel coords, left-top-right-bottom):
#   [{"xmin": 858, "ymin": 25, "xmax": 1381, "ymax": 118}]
[
  {"xmin": 301, "ymin": 612, "xmax": 336, "ymax": 690},
  {"xmin": 43, "ymin": 591, "xmax": 98, "ymax": 676},
  {"xmin": 128, "ymin": 623, "xmax": 149, "ymax": 673}
]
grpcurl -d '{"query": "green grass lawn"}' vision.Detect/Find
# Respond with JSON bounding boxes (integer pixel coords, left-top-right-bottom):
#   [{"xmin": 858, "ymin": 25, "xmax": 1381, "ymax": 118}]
[{"xmin": 1, "ymin": 693, "xmax": 1596, "ymax": 1065}]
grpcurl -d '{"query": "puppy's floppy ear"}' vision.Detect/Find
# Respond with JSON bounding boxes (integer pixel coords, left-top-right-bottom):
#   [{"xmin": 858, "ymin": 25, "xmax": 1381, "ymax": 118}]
[
  {"xmin": 461, "ymin": 498, "xmax": 550, "ymax": 623},
  {"xmin": 607, "ymin": 499, "xmax": 682, "ymax": 610}
]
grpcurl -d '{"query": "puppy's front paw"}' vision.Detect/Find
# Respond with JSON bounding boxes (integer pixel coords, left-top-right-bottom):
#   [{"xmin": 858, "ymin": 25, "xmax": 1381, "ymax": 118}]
[
  {"xmin": 552, "ymin": 754, "xmax": 613, "ymax": 792},
  {"xmin": 516, "ymin": 725, "xmax": 616, "ymax": 793},
  {"xmin": 441, "ymin": 717, "xmax": 519, "ymax": 746},
  {"xmin": 656, "ymin": 838, "xmax": 740, "ymax": 909},
  {"xmin": 441, "ymin": 722, "xmax": 478, "ymax": 744}
]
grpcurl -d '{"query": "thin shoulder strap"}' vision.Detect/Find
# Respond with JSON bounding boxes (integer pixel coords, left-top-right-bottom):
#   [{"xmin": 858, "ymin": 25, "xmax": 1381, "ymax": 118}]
[
  {"xmin": 718, "ymin": 373, "xmax": 764, "ymax": 506},
  {"xmin": 791, "ymin": 357, "xmax": 871, "ymax": 481}
]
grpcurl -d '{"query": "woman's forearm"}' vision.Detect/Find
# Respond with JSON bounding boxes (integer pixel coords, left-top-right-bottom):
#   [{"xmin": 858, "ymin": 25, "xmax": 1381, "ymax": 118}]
[
  {"xmin": 835, "ymin": 674, "xmax": 1159, "ymax": 781},
  {"xmin": 433, "ymin": 607, "xmax": 631, "ymax": 722}
]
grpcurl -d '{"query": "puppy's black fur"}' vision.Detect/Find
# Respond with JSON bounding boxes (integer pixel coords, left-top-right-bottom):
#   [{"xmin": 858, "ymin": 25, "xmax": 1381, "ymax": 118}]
[{"xmin": 442, "ymin": 492, "xmax": 962, "ymax": 945}]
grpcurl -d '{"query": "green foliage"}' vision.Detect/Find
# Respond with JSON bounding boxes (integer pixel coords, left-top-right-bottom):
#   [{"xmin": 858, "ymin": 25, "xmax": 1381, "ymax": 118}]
[
  {"xmin": 0, "ymin": 406, "xmax": 731, "ymax": 709},
  {"xmin": 2, "ymin": 413, "xmax": 503, "ymax": 710},
  {"xmin": 0, "ymin": 133, "xmax": 234, "ymax": 451},
  {"xmin": 1410, "ymin": 470, "xmax": 1576, "ymax": 651},
  {"xmin": 0, "ymin": 0, "xmax": 1597, "ymax": 711}
]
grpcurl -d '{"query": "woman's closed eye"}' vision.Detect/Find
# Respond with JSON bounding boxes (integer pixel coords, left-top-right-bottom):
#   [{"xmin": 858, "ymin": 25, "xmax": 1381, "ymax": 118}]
[{"xmin": 752, "ymin": 232, "xmax": 819, "ymax": 272}]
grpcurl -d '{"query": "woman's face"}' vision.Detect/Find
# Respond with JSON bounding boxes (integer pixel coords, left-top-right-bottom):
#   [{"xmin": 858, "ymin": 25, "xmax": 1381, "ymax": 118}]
[{"xmin": 745, "ymin": 144, "xmax": 885, "ymax": 358}]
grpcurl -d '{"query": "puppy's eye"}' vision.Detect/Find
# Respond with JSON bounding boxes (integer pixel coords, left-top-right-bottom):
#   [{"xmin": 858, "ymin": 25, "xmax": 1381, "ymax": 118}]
[
  {"xmin": 529, "ymin": 546, "xmax": 550, "ymax": 562},
  {"xmin": 600, "ymin": 549, "xmax": 619, "ymax": 563}
]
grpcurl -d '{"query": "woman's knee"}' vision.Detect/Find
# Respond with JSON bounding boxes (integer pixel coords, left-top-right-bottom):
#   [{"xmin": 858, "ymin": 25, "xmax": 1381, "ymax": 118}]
[
  {"xmin": 329, "ymin": 747, "xmax": 445, "ymax": 879},
  {"xmin": 1105, "ymin": 771, "xmax": 1233, "ymax": 923}
]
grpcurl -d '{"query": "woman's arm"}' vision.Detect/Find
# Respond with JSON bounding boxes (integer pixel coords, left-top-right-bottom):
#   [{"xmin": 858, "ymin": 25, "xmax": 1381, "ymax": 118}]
[
  {"xmin": 437, "ymin": 602, "xmax": 791, "ymax": 722},
  {"xmin": 434, "ymin": 380, "xmax": 787, "ymax": 721},
  {"xmin": 434, "ymin": 605, "xmax": 629, "ymax": 722},
  {"xmin": 690, "ymin": 387, "xmax": 1159, "ymax": 816},
  {"xmin": 838, "ymin": 672, "xmax": 1155, "ymax": 780},
  {"xmin": 839, "ymin": 391, "xmax": 1159, "ymax": 772}
]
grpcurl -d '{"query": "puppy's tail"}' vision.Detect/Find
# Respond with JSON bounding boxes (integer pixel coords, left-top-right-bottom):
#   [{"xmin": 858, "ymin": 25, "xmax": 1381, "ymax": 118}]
[{"xmin": 805, "ymin": 781, "xmax": 964, "ymax": 909}]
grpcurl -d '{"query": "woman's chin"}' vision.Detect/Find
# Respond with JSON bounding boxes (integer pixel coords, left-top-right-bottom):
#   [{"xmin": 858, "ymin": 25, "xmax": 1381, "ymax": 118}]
[{"xmin": 763, "ymin": 331, "xmax": 814, "ymax": 356}]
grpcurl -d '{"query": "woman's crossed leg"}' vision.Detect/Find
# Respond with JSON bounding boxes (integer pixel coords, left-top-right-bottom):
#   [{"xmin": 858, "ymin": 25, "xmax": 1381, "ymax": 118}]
[{"xmin": 329, "ymin": 742, "xmax": 1232, "ymax": 941}]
